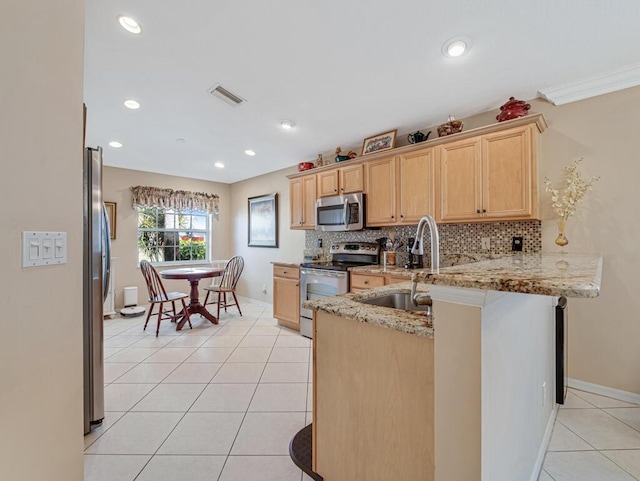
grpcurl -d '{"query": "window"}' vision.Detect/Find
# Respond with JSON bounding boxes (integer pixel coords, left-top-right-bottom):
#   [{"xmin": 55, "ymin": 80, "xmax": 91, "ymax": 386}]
[{"xmin": 137, "ymin": 207, "xmax": 210, "ymax": 265}]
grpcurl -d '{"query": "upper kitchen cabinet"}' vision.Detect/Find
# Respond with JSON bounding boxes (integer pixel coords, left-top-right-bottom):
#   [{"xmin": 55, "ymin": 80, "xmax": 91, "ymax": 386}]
[
  {"xmin": 437, "ymin": 121, "xmax": 542, "ymax": 223},
  {"xmin": 290, "ymin": 174, "xmax": 317, "ymax": 229},
  {"xmin": 365, "ymin": 156, "xmax": 397, "ymax": 226},
  {"xmin": 397, "ymin": 148, "xmax": 436, "ymax": 224},
  {"xmin": 317, "ymin": 164, "xmax": 364, "ymax": 197},
  {"xmin": 366, "ymin": 148, "xmax": 435, "ymax": 227}
]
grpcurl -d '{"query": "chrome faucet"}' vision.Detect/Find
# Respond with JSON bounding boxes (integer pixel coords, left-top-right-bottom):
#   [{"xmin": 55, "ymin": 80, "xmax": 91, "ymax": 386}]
[
  {"xmin": 410, "ymin": 215, "xmax": 439, "ymax": 307},
  {"xmin": 411, "ymin": 215, "xmax": 440, "ymax": 273}
]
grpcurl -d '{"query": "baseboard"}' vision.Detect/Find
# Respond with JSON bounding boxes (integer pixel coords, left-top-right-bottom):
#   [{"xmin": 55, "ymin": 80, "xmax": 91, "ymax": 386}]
[
  {"xmin": 236, "ymin": 295, "xmax": 273, "ymax": 308},
  {"xmin": 567, "ymin": 378, "xmax": 640, "ymax": 405},
  {"xmin": 529, "ymin": 406, "xmax": 558, "ymax": 481}
]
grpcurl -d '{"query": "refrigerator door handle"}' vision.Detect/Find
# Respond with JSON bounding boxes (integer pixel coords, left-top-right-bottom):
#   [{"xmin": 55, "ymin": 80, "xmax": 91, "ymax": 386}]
[{"xmin": 102, "ymin": 202, "xmax": 111, "ymax": 303}]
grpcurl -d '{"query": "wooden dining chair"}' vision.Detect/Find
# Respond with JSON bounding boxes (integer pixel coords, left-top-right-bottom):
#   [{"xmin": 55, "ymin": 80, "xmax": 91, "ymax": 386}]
[
  {"xmin": 203, "ymin": 256, "xmax": 244, "ymax": 318},
  {"xmin": 140, "ymin": 260, "xmax": 192, "ymax": 336}
]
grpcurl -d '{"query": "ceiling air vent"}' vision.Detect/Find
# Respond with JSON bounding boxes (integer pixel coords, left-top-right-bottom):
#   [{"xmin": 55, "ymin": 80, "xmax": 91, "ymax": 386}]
[{"xmin": 208, "ymin": 84, "xmax": 246, "ymax": 107}]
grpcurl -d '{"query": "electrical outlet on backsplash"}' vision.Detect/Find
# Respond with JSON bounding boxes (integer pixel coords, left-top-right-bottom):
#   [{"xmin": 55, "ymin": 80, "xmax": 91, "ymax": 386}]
[{"xmin": 304, "ymin": 221, "xmax": 542, "ymax": 266}]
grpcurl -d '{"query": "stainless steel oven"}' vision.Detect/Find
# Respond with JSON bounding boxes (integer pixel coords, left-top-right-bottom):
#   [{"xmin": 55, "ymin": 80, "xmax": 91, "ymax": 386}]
[
  {"xmin": 299, "ymin": 268, "xmax": 348, "ymax": 338},
  {"xmin": 316, "ymin": 193, "xmax": 365, "ymax": 231},
  {"xmin": 299, "ymin": 242, "xmax": 379, "ymax": 338}
]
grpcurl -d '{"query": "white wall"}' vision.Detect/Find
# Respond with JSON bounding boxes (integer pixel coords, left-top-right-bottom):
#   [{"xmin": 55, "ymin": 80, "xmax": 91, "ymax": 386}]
[
  {"xmin": 459, "ymin": 89, "xmax": 640, "ymax": 395},
  {"xmin": 230, "ymin": 166, "xmax": 306, "ymax": 302},
  {"xmin": 0, "ymin": 1, "xmax": 85, "ymax": 480}
]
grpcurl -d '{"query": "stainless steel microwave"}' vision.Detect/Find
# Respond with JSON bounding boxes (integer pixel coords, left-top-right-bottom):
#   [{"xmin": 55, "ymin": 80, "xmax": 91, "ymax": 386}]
[{"xmin": 315, "ymin": 193, "xmax": 365, "ymax": 231}]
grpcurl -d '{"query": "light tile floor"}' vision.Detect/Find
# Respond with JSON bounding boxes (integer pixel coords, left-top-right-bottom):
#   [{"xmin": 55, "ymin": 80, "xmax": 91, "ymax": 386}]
[
  {"xmin": 86, "ymin": 301, "xmax": 640, "ymax": 481},
  {"xmin": 85, "ymin": 301, "xmax": 314, "ymax": 481},
  {"xmin": 540, "ymin": 389, "xmax": 640, "ymax": 480}
]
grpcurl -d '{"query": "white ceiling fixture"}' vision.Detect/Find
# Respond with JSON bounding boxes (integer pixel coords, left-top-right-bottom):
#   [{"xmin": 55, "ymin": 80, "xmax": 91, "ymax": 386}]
[
  {"xmin": 214, "ymin": 162, "xmax": 224, "ymax": 168},
  {"xmin": 176, "ymin": 138, "xmax": 186, "ymax": 143},
  {"xmin": 442, "ymin": 37, "xmax": 470, "ymax": 58},
  {"xmin": 538, "ymin": 63, "xmax": 640, "ymax": 105},
  {"xmin": 123, "ymin": 99, "xmax": 140, "ymax": 110},
  {"xmin": 108, "ymin": 141, "xmax": 122, "ymax": 148},
  {"xmin": 208, "ymin": 84, "xmax": 246, "ymax": 107},
  {"xmin": 117, "ymin": 15, "xmax": 142, "ymax": 34},
  {"xmin": 245, "ymin": 150, "xmax": 256, "ymax": 156},
  {"xmin": 280, "ymin": 120, "xmax": 296, "ymax": 130}
]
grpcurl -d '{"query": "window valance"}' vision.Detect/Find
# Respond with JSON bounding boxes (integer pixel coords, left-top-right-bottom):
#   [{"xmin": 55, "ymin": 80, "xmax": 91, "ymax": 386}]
[{"xmin": 131, "ymin": 186, "xmax": 219, "ymax": 214}]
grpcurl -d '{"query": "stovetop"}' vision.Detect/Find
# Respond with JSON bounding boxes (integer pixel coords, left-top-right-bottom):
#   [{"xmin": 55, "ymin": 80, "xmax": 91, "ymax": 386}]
[{"xmin": 300, "ymin": 261, "xmax": 377, "ymax": 271}]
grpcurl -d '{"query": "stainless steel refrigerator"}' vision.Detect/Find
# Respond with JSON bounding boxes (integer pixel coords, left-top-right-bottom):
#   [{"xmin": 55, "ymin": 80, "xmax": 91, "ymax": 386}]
[{"xmin": 83, "ymin": 146, "xmax": 111, "ymax": 434}]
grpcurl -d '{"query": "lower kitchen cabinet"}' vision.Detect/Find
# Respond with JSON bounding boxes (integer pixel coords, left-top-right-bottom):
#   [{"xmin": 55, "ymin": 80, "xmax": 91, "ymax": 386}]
[
  {"xmin": 350, "ymin": 272, "xmax": 411, "ymax": 292},
  {"xmin": 350, "ymin": 273, "xmax": 385, "ymax": 292},
  {"xmin": 273, "ymin": 265, "xmax": 300, "ymax": 330}
]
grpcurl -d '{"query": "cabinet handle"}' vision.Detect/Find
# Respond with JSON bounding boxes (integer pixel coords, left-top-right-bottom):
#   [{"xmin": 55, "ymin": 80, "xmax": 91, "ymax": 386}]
[
  {"xmin": 400, "ymin": 214, "xmax": 404, "ymax": 218},
  {"xmin": 476, "ymin": 210, "xmax": 481, "ymax": 214},
  {"xmin": 295, "ymin": 283, "xmax": 299, "ymax": 287},
  {"xmin": 334, "ymin": 189, "xmax": 337, "ymax": 192},
  {"xmin": 340, "ymin": 188, "xmax": 344, "ymax": 192},
  {"xmin": 482, "ymin": 209, "xmax": 487, "ymax": 213},
  {"xmin": 364, "ymin": 280, "xmax": 369, "ymax": 285},
  {"xmin": 391, "ymin": 215, "xmax": 394, "ymax": 219},
  {"xmin": 283, "ymin": 271, "xmax": 288, "ymax": 274}
]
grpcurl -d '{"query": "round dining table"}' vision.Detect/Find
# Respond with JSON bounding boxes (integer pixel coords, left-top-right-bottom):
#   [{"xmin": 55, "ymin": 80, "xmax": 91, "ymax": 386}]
[{"xmin": 160, "ymin": 267, "xmax": 224, "ymax": 330}]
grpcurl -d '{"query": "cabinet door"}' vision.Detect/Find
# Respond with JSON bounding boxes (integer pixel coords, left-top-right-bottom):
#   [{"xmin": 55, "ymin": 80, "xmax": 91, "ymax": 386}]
[
  {"xmin": 398, "ymin": 149, "xmax": 435, "ymax": 224},
  {"xmin": 339, "ymin": 164, "xmax": 364, "ymax": 194},
  {"xmin": 290, "ymin": 178, "xmax": 303, "ymax": 229},
  {"xmin": 273, "ymin": 276, "xmax": 300, "ymax": 328},
  {"xmin": 302, "ymin": 174, "xmax": 317, "ymax": 229},
  {"xmin": 437, "ymin": 138, "xmax": 482, "ymax": 223},
  {"xmin": 365, "ymin": 157, "xmax": 397, "ymax": 226},
  {"xmin": 482, "ymin": 126, "xmax": 535, "ymax": 220},
  {"xmin": 317, "ymin": 170, "xmax": 340, "ymax": 197}
]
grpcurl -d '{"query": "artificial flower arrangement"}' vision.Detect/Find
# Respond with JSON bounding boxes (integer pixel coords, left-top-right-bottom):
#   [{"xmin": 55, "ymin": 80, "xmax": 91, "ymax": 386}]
[{"xmin": 544, "ymin": 158, "xmax": 599, "ymax": 246}]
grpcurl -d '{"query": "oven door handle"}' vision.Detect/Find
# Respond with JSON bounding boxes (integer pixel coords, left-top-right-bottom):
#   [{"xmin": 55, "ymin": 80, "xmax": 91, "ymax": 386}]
[{"xmin": 343, "ymin": 198, "xmax": 349, "ymax": 229}]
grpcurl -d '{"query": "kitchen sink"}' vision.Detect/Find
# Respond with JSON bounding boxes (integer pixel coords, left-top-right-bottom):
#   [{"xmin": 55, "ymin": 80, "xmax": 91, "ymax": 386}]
[{"xmin": 358, "ymin": 291, "xmax": 431, "ymax": 312}]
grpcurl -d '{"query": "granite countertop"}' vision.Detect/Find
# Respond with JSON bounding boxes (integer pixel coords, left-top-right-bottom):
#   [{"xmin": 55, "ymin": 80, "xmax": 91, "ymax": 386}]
[
  {"xmin": 304, "ymin": 283, "xmax": 434, "ymax": 338},
  {"xmin": 352, "ymin": 252, "xmax": 602, "ymax": 299},
  {"xmin": 272, "ymin": 260, "xmax": 320, "ymax": 268}
]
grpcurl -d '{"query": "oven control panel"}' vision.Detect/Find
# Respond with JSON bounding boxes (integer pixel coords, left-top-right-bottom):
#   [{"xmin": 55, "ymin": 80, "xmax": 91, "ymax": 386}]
[{"xmin": 329, "ymin": 242, "xmax": 379, "ymax": 255}]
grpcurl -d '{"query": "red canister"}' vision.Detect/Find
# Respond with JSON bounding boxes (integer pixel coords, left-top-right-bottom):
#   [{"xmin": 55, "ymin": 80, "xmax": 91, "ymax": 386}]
[{"xmin": 298, "ymin": 162, "xmax": 314, "ymax": 172}]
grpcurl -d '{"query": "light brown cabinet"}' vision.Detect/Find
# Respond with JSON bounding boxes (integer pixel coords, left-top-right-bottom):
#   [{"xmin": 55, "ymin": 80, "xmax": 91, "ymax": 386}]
[
  {"xmin": 365, "ymin": 157, "xmax": 397, "ymax": 225},
  {"xmin": 273, "ymin": 265, "xmax": 300, "ymax": 331},
  {"xmin": 350, "ymin": 271, "xmax": 411, "ymax": 292},
  {"xmin": 290, "ymin": 174, "xmax": 316, "ymax": 229},
  {"xmin": 397, "ymin": 148, "xmax": 436, "ymax": 224},
  {"xmin": 317, "ymin": 164, "xmax": 364, "ymax": 197},
  {"xmin": 437, "ymin": 124, "xmax": 537, "ymax": 223},
  {"xmin": 288, "ymin": 115, "xmax": 546, "ymax": 228},
  {"xmin": 350, "ymin": 272, "xmax": 385, "ymax": 292},
  {"xmin": 366, "ymin": 148, "xmax": 435, "ymax": 227}
]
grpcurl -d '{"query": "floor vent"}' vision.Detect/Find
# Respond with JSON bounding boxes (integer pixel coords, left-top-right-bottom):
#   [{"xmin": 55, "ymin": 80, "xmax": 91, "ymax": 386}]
[{"xmin": 208, "ymin": 84, "xmax": 246, "ymax": 107}]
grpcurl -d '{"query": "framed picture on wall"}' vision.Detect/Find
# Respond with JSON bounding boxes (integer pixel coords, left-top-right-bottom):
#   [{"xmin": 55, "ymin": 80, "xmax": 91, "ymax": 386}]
[
  {"xmin": 248, "ymin": 193, "xmax": 278, "ymax": 248},
  {"xmin": 104, "ymin": 202, "xmax": 116, "ymax": 240}
]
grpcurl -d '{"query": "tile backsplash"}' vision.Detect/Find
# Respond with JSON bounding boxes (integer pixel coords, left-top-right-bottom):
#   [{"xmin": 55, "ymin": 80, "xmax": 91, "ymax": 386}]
[{"xmin": 305, "ymin": 221, "xmax": 541, "ymax": 267}]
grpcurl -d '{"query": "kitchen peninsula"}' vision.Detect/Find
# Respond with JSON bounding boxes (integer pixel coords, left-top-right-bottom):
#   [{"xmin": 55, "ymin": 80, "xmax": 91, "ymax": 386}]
[{"xmin": 304, "ymin": 252, "xmax": 602, "ymax": 481}]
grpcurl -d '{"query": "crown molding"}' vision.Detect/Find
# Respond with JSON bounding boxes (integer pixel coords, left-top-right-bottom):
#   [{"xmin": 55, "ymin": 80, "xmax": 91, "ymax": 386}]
[{"xmin": 538, "ymin": 63, "xmax": 640, "ymax": 106}]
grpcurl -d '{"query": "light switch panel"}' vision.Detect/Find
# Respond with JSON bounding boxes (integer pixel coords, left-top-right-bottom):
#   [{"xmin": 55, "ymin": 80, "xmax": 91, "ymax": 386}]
[{"xmin": 23, "ymin": 231, "xmax": 67, "ymax": 267}]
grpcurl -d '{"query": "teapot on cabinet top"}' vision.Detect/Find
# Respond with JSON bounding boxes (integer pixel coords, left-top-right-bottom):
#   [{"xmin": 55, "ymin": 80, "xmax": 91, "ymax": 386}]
[{"xmin": 407, "ymin": 130, "xmax": 431, "ymax": 144}]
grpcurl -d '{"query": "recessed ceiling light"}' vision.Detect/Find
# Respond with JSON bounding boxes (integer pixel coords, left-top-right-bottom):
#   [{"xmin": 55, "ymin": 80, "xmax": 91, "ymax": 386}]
[
  {"xmin": 442, "ymin": 37, "xmax": 470, "ymax": 58},
  {"xmin": 280, "ymin": 120, "xmax": 296, "ymax": 130},
  {"xmin": 214, "ymin": 162, "xmax": 224, "ymax": 169},
  {"xmin": 117, "ymin": 15, "xmax": 142, "ymax": 34},
  {"xmin": 176, "ymin": 138, "xmax": 186, "ymax": 144},
  {"xmin": 123, "ymin": 99, "xmax": 140, "ymax": 110},
  {"xmin": 245, "ymin": 150, "xmax": 256, "ymax": 156},
  {"xmin": 108, "ymin": 141, "xmax": 122, "ymax": 148}
]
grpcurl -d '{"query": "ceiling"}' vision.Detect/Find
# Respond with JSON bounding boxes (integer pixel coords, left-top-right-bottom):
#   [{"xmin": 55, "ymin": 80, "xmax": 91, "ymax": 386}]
[{"xmin": 84, "ymin": 0, "xmax": 640, "ymax": 184}]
